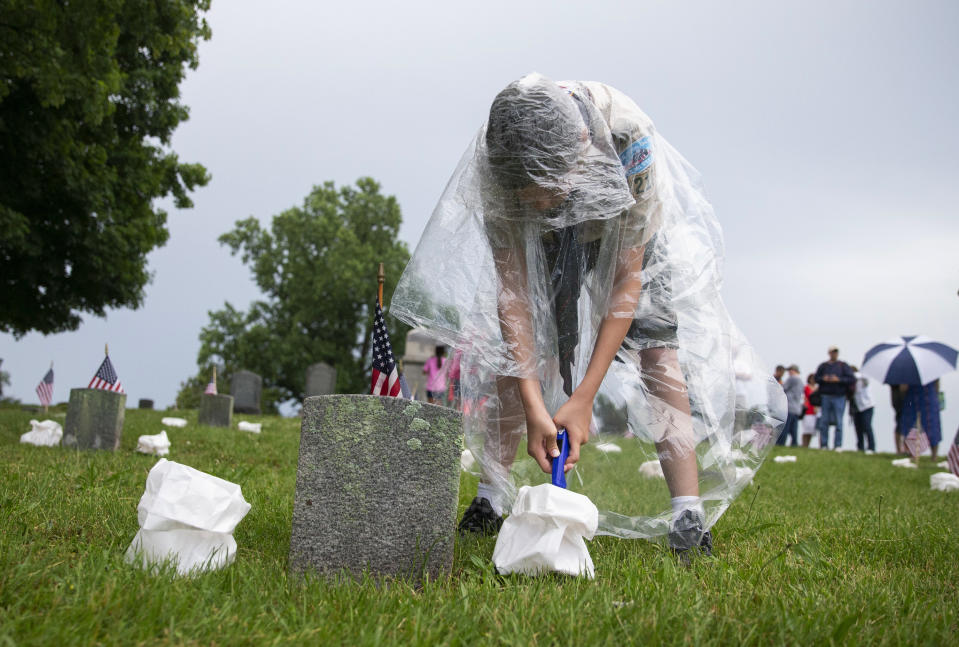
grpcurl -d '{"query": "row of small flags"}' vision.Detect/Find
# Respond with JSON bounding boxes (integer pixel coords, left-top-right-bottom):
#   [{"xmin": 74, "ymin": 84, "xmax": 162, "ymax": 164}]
[
  {"xmin": 26, "ymin": 296, "xmax": 959, "ymax": 479},
  {"xmin": 32, "ymin": 295, "xmax": 395, "ymax": 406},
  {"xmin": 34, "ymin": 293, "xmax": 403, "ymax": 406},
  {"xmin": 34, "ymin": 352, "xmax": 124, "ymax": 408}
]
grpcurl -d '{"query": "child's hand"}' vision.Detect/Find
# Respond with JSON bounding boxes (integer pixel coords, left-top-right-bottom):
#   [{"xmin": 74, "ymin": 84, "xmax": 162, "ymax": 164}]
[
  {"xmin": 552, "ymin": 394, "xmax": 592, "ymax": 472},
  {"xmin": 526, "ymin": 407, "xmax": 561, "ymax": 473}
]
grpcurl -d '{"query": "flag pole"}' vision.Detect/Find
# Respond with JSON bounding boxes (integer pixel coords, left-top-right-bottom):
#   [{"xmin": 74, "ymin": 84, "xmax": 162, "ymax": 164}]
[
  {"xmin": 42, "ymin": 360, "xmax": 52, "ymax": 415},
  {"xmin": 377, "ymin": 262, "xmax": 385, "ymax": 307},
  {"xmin": 105, "ymin": 343, "xmax": 109, "ymax": 356},
  {"xmin": 213, "ymin": 365, "xmax": 217, "ymax": 388}
]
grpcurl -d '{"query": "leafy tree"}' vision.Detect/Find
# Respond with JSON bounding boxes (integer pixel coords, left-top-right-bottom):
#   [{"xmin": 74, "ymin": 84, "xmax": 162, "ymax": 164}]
[
  {"xmin": 198, "ymin": 178, "xmax": 411, "ymax": 402},
  {"xmin": 0, "ymin": 359, "xmax": 9, "ymax": 396},
  {"xmin": 0, "ymin": 0, "xmax": 212, "ymax": 337}
]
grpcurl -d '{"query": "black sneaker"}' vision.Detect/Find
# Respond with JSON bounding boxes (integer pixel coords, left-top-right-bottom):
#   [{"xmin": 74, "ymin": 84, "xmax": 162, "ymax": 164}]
[
  {"xmin": 458, "ymin": 497, "xmax": 503, "ymax": 535},
  {"xmin": 668, "ymin": 509, "xmax": 713, "ymax": 564}
]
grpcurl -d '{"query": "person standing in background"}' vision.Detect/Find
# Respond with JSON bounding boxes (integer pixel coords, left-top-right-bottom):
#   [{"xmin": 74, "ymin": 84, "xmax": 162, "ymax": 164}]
[
  {"xmin": 423, "ymin": 346, "xmax": 448, "ymax": 405},
  {"xmin": 801, "ymin": 373, "xmax": 820, "ymax": 447},
  {"xmin": 848, "ymin": 365, "xmax": 875, "ymax": 452},
  {"xmin": 815, "ymin": 346, "xmax": 855, "ymax": 450},
  {"xmin": 773, "ymin": 365, "xmax": 785, "ymax": 385},
  {"xmin": 891, "ymin": 384, "xmax": 907, "ymax": 454},
  {"xmin": 777, "ymin": 364, "xmax": 803, "ymax": 446}
]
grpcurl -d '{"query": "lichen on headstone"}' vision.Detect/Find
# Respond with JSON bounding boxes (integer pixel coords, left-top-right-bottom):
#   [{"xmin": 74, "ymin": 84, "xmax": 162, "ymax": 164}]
[
  {"xmin": 409, "ymin": 417, "xmax": 430, "ymax": 433},
  {"xmin": 406, "ymin": 438, "xmax": 423, "ymax": 450},
  {"xmin": 403, "ymin": 402, "xmax": 423, "ymax": 417}
]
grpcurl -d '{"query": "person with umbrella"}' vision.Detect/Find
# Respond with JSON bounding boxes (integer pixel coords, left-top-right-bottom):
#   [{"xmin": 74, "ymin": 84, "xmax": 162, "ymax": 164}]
[
  {"xmin": 890, "ymin": 384, "xmax": 908, "ymax": 454},
  {"xmin": 862, "ymin": 335, "xmax": 958, "ymax": 462}
]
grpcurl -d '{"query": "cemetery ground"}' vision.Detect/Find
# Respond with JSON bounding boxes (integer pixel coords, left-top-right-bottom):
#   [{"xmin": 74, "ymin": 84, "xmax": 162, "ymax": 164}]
[{"xmin": 1, "ymin": 407, "xmax": 956, "ymax": 646}]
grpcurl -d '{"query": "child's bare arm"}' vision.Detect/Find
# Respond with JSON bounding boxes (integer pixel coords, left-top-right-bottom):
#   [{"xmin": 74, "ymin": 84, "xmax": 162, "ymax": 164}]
[{"xmin": 492, "ymin": 246, "xmax": 560, "ymax": 471}]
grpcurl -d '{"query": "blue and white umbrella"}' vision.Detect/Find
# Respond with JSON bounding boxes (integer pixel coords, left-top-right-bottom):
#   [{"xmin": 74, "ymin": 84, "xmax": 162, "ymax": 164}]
[{"xmin": 861, "ymin": 335, "xmax": 958, "ymax": 385}]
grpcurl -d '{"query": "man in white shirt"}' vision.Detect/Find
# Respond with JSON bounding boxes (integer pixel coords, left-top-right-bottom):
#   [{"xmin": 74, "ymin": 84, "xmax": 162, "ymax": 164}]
[{"xmin": 849, "ymin": 365, "xmax": 875, "ymax": 452}]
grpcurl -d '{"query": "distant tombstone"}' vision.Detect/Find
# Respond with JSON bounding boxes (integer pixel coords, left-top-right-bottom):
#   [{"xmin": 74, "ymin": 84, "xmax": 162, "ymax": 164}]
[
  {"xmin": 289, "ymin": 395, "xmax": 463, "ymax": 580},
  {"xmin": 63, "ymin": 388, "xmax": 126, "ymax": 450},
  {"xmin": 231, "ymin": 370, "xmax": 262, "ymax": 414},
  {"xmin": 198, "ymin": 394, "xmax": 233, "ymax": 428},
  {"xmin": 138, "ymin": 399, "xmax": 154, "ymax": 410},
  {"xmin": 305, "ymin": 363, "xmax": 337, "ymax": 397}
]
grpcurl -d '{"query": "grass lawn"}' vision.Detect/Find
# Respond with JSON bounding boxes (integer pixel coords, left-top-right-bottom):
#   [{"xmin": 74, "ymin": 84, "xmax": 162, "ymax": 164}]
[{"xmin": 1, "ymin": 407, "xmax": 956, "ymax": 646}]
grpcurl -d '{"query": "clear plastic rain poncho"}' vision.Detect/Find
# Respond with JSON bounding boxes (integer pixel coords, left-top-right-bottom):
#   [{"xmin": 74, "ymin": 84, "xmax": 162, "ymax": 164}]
[{"xmin": 391, "ymin": 73, "xmax": 786, "ymax": 540}]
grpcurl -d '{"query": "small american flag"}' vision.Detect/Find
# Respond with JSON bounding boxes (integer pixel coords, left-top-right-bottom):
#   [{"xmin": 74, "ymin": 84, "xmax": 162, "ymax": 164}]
[
  {"xmin": 36, "ymin": 367, "xmax": 54, "ymax": 407},
  {"xmin": 204, "ymin": 376, "xmax": 217, "ymax": 395},
  {"xmin": 947, "ymin": 428, "xmax": 959, "ymax": 477},
  {"xmin": 369, "ymin": 301, "xmax": 408, "ymax": 398},
  {"xmin": 904, "ymin": 427, "xmax": 930, "ymax": 458},
  {"xmin": 88, "ymin": 355, "xmax": 124, "ymax": 393}
]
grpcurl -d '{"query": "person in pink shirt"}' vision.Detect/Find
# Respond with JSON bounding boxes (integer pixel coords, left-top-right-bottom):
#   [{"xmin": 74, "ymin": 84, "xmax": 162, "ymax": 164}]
[
  {"xmin": 423, "ymin": 346, "xmax": 448, "ymax": 404},
  {"xmin": 447, "ymin": 349, "xmax": 463, "ymax": 408}
]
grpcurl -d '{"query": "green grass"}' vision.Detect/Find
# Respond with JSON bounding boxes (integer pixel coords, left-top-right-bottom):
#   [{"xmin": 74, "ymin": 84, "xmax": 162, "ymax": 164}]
[{"xmin": 1, "ymin": 408, "xmax": 956, "ymax": 646}]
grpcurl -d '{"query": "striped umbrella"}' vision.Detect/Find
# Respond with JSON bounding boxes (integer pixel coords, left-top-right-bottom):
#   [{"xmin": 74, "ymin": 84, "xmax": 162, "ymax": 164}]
[{"xmin": 861, "ymin": 335, "xmax": 957, "ymax": 385}]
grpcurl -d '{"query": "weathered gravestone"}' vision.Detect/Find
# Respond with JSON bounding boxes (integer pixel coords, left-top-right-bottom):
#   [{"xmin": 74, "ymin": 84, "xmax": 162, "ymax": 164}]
[
  {"xmin": 305, "ymin": 362, "xmax": 337, "ymax": 397},
  {"xmin": 138, "ymin": 398, "xmax": 154, "ymax": 410},
  {"xmin": 289, "ymin": 395, "xmax": 463, "ymax": 580},
  {"xmin": 198, "ymin": 393, "xmax": 233, "ymax": 428},
  {"xmin": 63, "ymin": 388, "xmax": 126, "ymax": 450},
  {"xmin": 231, "ymin": 370, "xmax": 262, "ymax": 414}
]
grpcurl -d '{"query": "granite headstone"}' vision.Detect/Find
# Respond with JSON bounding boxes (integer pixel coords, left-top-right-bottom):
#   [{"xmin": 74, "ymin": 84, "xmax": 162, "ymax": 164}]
[
  {"xmin": 138, "ymin": 398, "xmax": 154, "ymax": 410},
  {"xmin": 231, "ymin": 370, "xmax": 262, "ymax": 414},
  {"xmin": 63, "ymin": 388, "xmax": 126, "ymax": 450},
  {"xmin": 198, "ymin": 393, "xmax": 233, "ymax": 428},
  {"xmin": 305, "ymin": 362, "xmax": 337, "ymax": 397},
  {"xmin": 289, "ymin": 395, "xmax": 463, "ymax": 580}
]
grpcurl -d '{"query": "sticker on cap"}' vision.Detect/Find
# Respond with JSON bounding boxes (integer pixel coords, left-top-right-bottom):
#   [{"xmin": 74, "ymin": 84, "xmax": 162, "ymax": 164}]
[{"xmin": 619, "ymin": 136, "xmax": 653, "ymax": 177}]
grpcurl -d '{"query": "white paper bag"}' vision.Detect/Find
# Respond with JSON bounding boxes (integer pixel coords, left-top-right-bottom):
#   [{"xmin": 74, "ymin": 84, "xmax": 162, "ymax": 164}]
[
  {"xmin": 892, "ymin": 458, "xmax": 918, "ymax": 469},
  {"xmin": 20, "ymin": 419, "xmax": 63, "ymax": 447},
  {"xmin": 126, "ymin": 459, "xmax": 251, "ymax": 575},
  {"xmin": 930, "ymin": 472, "xmax": 959, "ymax": 492},
  {"xmin": 237, "ymin": 421, "xmax": 261, "ymax": 433},
  {"xmin": 492, "ymin": 484, "xmax": 598, "ymax": 578},
  {"xmin": 773, "ymin": 455, "xmax": 797, "ymax": 463},
  {"xmin": 161, "ymin": 417, "xmax": 188, "ymax": 428},
  {"xmin": 595, "ymin": 442, "xmax": 622, "ymax": 453},
  {"xmin": 638, "ymin": 460, "xmax": 665, "ymax": 479},
  {"xmin": 136, "ymin": 430, "xmax": 171, "ymax": 456}
]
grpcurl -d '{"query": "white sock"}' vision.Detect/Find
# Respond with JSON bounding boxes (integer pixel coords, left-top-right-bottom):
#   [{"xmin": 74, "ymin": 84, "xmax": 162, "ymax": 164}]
[
  {"xmin": 476, "ymin": 482, "xmax": 503, "ymax": 516},
  {"xmin": 671, "ymin": 496, "xmax": 704, "ymax": 524}
]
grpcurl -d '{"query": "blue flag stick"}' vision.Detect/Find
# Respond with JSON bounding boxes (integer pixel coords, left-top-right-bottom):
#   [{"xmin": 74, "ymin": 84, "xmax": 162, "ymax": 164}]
[{"xmin": 551, "ymin": 429, "xmax": 570, "ymax": 488}]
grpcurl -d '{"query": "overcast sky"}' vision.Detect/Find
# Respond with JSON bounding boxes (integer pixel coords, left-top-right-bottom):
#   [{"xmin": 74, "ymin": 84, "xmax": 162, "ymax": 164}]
[{"xmin": 3, "ymin": 0, "xmax": 957, "ymax": 453}]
